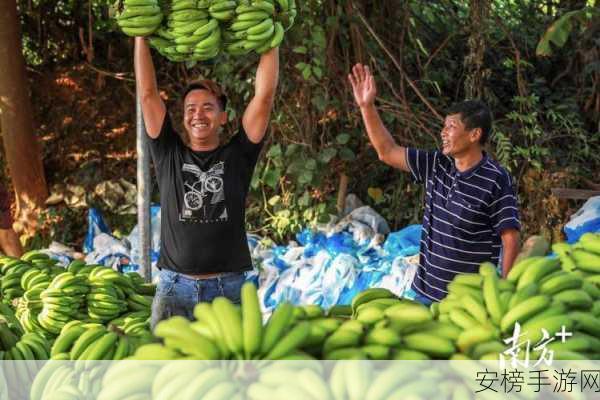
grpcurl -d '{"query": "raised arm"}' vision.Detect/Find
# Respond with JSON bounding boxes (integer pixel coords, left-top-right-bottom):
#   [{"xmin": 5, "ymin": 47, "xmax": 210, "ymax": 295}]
[
  {"xmin": 348, "ymin": 64, "xmax": 409, "ymax": 171},
  {"xmin": 134, "ymin": 37, "xmax": 166, "ymax": 139},
  {"xmin": 242, "ymin": 47, "xmax": 280, "ymax": 144}
]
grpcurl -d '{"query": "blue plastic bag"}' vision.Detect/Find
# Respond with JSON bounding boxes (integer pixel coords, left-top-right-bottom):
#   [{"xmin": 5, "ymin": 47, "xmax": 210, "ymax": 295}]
[
  {"xmin": 84, "ymin": 208, "xmax": 110, "ymax": 253},
  {"xmin": 383, "ymin": 224, "xmax": 422, "ymax": 257},
  {"xmin": 564, "ymin": 196, "xmax": 600, "ymax": 243}
]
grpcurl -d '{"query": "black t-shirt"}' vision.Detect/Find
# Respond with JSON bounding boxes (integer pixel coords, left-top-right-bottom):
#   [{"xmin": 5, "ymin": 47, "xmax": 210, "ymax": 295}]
[{"xmin": 148, "ymin": 112, "xmax": 263, "ymax": 274}]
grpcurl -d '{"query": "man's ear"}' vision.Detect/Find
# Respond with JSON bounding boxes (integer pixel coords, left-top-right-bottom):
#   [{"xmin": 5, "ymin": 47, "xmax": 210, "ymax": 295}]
[
  {"xmin": 219, "ymin": 110, "xmax": 228, "ymax": 125},
  {"xmin": 470, "ymin": 127, "xmax": 482, "ymax": 144}
]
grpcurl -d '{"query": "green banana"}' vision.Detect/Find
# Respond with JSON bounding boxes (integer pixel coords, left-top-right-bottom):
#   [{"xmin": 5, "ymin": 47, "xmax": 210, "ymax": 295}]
[
  {"xmin": 500, "ymin": 295, "xmax": 551, "ymax": 333},
  {"xmin": 506, "ymin": 256, "xmax": 542, "ymax": 282},
  {"xmin": 516, "ymin": 257, "xmax": 560, "ymax": 290},
  {"xmin": 260, "ymin": 302, "xmax": 294, "ymax": 355},
  {"xmin": 212, "ymin": 297, "xmax": 243, "ymax": 356},
  {"xmin": 554, "ymin": 289, "xmax": 593, "ymax": 308},
  {"xmin": 403, "ymin": 332, "xmax": 456, "ymax": 358},
  {"xmin": 241, "ymin": 282, "xmax": 263, "ymax": 358},
  {"xmin": 265, "ymin": 321, "xmax": 310, "ymax": 359},
  {"xmin": 483, "ymin": 273, "xmax": 503, "ymax": 326}
]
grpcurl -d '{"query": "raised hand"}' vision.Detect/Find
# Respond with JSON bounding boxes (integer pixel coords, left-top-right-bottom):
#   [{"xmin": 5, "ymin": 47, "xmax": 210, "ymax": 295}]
[{"xmin": 348, "ymin": 63, "xmax": 377, "ymax": 108}]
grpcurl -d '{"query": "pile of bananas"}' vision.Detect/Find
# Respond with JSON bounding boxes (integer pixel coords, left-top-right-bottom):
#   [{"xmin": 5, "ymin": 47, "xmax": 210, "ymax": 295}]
[
  {"xmin": 37, "ymin": 272, "xmax": 90, "ymax": 335},
  {"xmin": 553, "ymin": 232, "xmax": 600, "ymax": 278},
  {"xmin": 116, "ymin": 0, "xmax": 296, "ymax": 62},
  {"xmin": 49, "ymin": 320, "xmax": 144, "ymax": 361},
  {"xmin": 0, "ymin": 251, "xmax": 60, "ymax": 301},
  {"xmin": 115, "ymin": 0, "xmax": 164, "ymax": 37},
  {"xmin": 129, "ymin": 282, "xmax": 311, "ymax": 360}
]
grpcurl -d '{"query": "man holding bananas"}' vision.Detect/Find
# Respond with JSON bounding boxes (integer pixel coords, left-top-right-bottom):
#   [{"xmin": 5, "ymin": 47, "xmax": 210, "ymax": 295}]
[
  {"xmin": 134, "ymin": 37, "xmax": 279, "ymax": 328},
  {"xmin": 349, "ymin": 63, "xmax": 521, "ymax": 305}
]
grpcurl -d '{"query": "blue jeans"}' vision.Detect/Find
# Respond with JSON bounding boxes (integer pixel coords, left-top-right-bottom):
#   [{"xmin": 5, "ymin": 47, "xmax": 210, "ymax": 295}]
[{"xmin": 151, "ymin": 269, "xmax": 246, "ymax": 330}]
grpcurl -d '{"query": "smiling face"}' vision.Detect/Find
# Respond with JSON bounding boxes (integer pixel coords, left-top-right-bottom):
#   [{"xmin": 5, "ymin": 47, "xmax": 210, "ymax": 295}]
[
  {"xmin": 183, "ymin": 89, "xmax": 227, "ymax": 146},
  {"xmin": 441, "ymin": 113, "xmax": 482, "ymax": 157}
]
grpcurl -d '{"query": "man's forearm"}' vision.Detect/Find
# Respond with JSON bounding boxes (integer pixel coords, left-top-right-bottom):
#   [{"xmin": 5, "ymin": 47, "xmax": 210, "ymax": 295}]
[
  {"xmin": 254, "ymin": 47, "xmax": 279, "ymax": 103},
  {"xmin": 501, "ymin": 233, "xmax": 520, "ymax": 278},
  {"xmin": 359, "ymin": 104, "xmax": 397, "ymax": 160},
  {"xmin": 134, "ymin": 37, "xmax": 159, "ymax": 98}
]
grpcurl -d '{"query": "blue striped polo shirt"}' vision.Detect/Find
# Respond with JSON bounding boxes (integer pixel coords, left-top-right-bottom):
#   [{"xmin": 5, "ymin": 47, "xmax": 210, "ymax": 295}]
[{"xmin": 406, "ymin": 148, "xmax": 521, "ymax": 302}]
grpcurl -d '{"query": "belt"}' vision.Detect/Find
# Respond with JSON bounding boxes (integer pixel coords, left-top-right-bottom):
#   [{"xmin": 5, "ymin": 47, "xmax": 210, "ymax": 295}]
[{"xmin": 180, "ymin": 271, "xmax": 241, "ymax": 280}]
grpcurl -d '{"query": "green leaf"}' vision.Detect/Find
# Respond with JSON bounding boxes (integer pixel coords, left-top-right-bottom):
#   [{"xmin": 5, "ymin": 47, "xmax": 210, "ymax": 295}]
[
  {"xmin": 312, "ymin": 66, "xmax": 323, "ymax": 79},
  {"xmin": 336, "ymin": 133, "xmax": 351, "ymax": 145},
  {"xmin": 262, "ymin": 168, "xmax": 280, "ymax": 189},
  {"xmin": 295, "ymin": 62, "xmax": 308, "ymax": 70},
  {"xmin": 267, "ymin": 144, "xmax": 282, "ymax": 159},
  {"xmin": 285, "ymin": 143, "xmax": 300, "ymax": 156},
  {"xmin": 287, "ymin": 159, "xmax": 305, "ymax": 175},
  {"xmin": 302, "ymin": 66, "xmax": 312, "ymax": 80},
  {"xmin": 339, "ymin": 147, "xmax": 355, "ymax": 161},
  {"xmin": 298, "ymin": 170, "xmax": 313, "ymax": 184},
  {"xmin": 305, "ymin": 158, "xmax": 317, "ymax": 170},
  {"xmin": 298, "ymin": 191, "xmax": 310, "ymax": 207},
  {"xmin": 318, "ymin": 148, "xmax": 337, "ymax": 164},
  {"xmin": 293, "ymin": 46, "xmax": 308, "ymax": 54}
]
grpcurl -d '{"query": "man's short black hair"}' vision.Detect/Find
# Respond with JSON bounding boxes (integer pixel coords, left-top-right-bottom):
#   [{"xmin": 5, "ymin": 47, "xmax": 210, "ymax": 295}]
[
  {"xmin": 447, "ymin": 100, "xmax": 492, "ymax": 145},
  {"xmin": 182, "ymin": 79, "xmax": 227, "ymax": 111}
]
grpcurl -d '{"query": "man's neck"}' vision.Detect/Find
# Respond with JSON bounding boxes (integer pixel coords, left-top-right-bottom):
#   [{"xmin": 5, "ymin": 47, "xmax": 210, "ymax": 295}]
[
  {"xmin": 454, "ymin": 148, "xmax": 484, "ymax": 172},
  {"xmin": 188, "ymin": 138, "xmax": 220, "ymax": 152}
]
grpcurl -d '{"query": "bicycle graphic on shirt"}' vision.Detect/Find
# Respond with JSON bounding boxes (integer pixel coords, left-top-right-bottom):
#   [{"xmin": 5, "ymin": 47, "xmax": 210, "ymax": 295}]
[{"xmin": 182, "ymin": 162, "xmax": 224, "ymax": 211}]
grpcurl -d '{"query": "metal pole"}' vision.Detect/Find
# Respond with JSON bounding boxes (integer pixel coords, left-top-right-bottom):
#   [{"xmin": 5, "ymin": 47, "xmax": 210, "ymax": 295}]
[{"xmin": 136, "ymin": 93, "xmax": 152, "ymax": 283}]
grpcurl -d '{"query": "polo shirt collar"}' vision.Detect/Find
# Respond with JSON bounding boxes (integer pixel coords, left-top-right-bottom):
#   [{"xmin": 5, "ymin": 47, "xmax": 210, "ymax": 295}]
[{"xmin": 451, "ymin": 151, "xmax": 488, "ymax": 179}]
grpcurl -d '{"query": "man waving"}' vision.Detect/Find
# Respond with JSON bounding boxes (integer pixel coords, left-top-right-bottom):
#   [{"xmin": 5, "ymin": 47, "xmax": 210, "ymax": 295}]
[{"xmin": 349, "ymin": 63, "xmax": 520, "ymax": 305}]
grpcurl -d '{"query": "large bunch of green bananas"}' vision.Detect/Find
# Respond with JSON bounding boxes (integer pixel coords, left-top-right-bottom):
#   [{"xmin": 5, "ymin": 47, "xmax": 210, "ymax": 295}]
[
  {"xmin": 224, "ymin": 1, "xmax": 285, "ymax": 55},
  {"xmin": 49, "ymin": 320, "xmax": 142, "ymax": 361},
  {"xmin": 0, "ymin": 250, "xmax": 58, "ymax": 301},
  {"xmin": 138, "ymin": 0, "xmax": 296, "ymax": 63},
  {"xmin": 116, "ymin": 0, "xmax": 164, "ymax": 37},
  {"xmin": 37, "ymin": 271, "xmax": 90, "ymax": 335},
  {"xmin": 1, "ymin": 330, "xmax": 51, "ymax": 399},
  {"xmin": 553, "ymin": 232, "xmax": 600, "ymax": 277},
  {"xmin": 432, "ymin": 249, "xmax": 600, "ymax": 361},
  {"xmin": 30, "ymin": 362, "xmax": 108, "ymax": 400}
]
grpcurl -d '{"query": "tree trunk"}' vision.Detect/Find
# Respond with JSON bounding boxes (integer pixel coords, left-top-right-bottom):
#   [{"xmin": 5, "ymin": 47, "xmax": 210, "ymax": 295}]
[
  {"xmin": 0, "ymin": 0, "xmax": 48, "ymax": 215},
  {"xmin": 464, "ymin": 0, "xmax": 490, "ymax": 100}
]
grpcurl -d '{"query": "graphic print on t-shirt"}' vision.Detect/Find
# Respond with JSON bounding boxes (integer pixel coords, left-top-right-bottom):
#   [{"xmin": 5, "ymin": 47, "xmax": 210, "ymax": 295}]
[{"xmin": 180, "ymin": 161, "xmax": 228, "ymax": 223}]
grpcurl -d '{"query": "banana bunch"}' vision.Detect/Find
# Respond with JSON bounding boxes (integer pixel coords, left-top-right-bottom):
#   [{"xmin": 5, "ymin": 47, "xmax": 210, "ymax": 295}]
[
  {"xmin": 95, "ymin": 360, "xmax": 161, "ymax": 400},
  {"xmin": 274, "ymin": 0, "xmax": 297, "ymax": 31},
  {"xmin": 37, "ymin": 272, "xmax": 89, "ymax": 335},
  {"xmin": 553, "ymin": 232, "xmax": 600, "ymax": 278},
  {"xmin": 432, "ymin": 252, "xmax": 600, "ymax": 360},
  {"xmin": 116, "ymin": 0, "xmax": 164, "ymax": 37},
  {"xmin": 1, "ymin": 332, "xmax": 51, "ymax": 399},
  {"xmin": 30, "ymin": 361, "xmax": 108, "ymax": 400},
  {"xmin": 152, "ymin": 361, "xmax": 242, "ymax": 399},
  {"xmin": 0, "ymin": 256, "xmax": 32, "ymax": 301},
  {"xmin": 247, "ymin": 361, "xmax": 329, "ymax": 400},
  {"xmin": 209, "ymin": 0, "xmax": 237, "ymax": 21},
  {"xmin": 49, "ymin": 320, "xmax": 138, "ymax": 363},
  {"xmin": 0, "ymin": 301, "xmax": 24, "ymax": 337},
  {"xmin": 124, "ymin": 271, "xmax": 156, "ymax": 296},
  {"xmin": 109, "ymin": 310, "xmax": 152, "ymax": 337},
  {"xmin": 225, "ymin": 1, "xmax": 284, "ymax": 55}
]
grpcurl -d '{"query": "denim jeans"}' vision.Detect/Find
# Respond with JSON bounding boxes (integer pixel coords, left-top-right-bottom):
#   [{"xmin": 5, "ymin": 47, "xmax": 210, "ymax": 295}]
[{"xmin": 151, "ymin": 269, "xmax": 246, "ymax": 330}]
